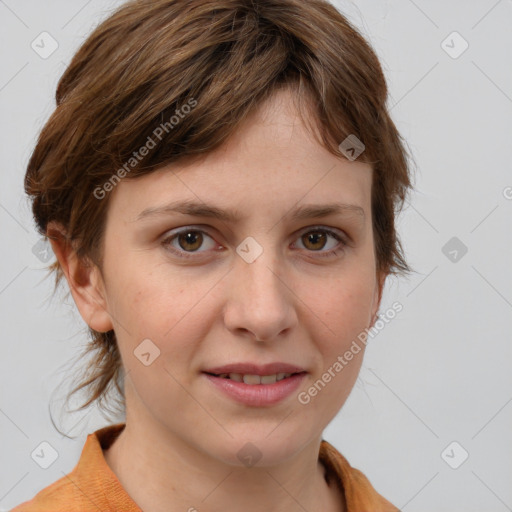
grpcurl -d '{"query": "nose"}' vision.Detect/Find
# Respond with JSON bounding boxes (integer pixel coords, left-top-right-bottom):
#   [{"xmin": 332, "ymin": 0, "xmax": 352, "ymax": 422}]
[{"xmin": 222, "ymin": 247, "xmax": 298, "ymax": 343}]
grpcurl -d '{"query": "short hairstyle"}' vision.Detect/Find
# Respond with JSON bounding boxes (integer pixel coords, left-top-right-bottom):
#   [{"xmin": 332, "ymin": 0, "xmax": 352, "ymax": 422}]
[{"xmin": 25, "ymin": 0, "xmax": 414, "ymax": 418}]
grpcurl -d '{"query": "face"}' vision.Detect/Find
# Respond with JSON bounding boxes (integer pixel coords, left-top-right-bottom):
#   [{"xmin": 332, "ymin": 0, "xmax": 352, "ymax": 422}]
[{"xmin": 67, "ymin": 88, "xmax": 384, "ymax": 466}]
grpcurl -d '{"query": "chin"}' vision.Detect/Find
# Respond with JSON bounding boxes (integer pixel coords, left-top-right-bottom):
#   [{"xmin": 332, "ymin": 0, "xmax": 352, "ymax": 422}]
[{"xmin": 204, "ymin": 426, "xmax": 315, "ymax": 469}]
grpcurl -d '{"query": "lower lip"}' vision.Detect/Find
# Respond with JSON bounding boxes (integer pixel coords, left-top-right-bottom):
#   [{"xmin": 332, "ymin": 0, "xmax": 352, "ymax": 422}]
[{"xmin": 203, "ymin": 372, "xmax": 307, "ymax": 407}]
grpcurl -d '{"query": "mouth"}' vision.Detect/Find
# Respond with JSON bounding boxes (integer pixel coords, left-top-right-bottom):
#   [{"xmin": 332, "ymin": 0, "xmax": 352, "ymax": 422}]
[
  {"xmin": 201, "ymin": 364, "xmax": 308, "ymax": 406},
  {"xmin": 203, "ymin": 371, "xmax": 305, "ymax": 385}
]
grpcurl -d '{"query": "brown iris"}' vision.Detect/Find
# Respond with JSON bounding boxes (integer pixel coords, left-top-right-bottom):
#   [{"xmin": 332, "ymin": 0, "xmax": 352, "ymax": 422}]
[
  {"xmin": 178, "ymin": 231, "xmax": 203, "ymax": 251},
  {"xmin": 302, "ymin": 231, "xmax": 327, "ymax": 251}
]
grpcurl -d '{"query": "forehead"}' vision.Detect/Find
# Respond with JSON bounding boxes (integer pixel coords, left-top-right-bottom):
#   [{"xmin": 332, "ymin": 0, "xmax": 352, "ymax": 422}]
[{"xmin": 108, "ymin": 88, "xmax": 373, "ymax": 222}]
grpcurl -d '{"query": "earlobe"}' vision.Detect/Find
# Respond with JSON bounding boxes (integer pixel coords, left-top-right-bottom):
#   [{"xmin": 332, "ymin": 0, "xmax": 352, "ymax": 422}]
[{"xmin": 47, "ymin": 222, "xmax": 113, "ymax": 333}]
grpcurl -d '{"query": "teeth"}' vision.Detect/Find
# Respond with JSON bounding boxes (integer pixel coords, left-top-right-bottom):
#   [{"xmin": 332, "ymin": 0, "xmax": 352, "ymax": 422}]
[
  {"xmin": 261, "ymin": 374, "xmax": 277, "ymax": 384},
  {"xmin": 216, "ymin": 372, "xmax": 294, "ymax": 384},
  {"xmin": 243, "ymin": 374, "xmax": 262, "ymax": 385}
]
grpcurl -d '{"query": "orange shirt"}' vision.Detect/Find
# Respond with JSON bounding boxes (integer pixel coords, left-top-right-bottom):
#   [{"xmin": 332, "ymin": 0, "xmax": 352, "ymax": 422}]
[{"xmin": 12, "ymin": 423, "xmax": 399, "ymax": 511}]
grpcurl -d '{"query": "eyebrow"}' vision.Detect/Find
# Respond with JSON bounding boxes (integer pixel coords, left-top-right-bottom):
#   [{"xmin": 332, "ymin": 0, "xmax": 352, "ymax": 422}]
[{"xmin": 134, "ymin": 200, "xmax": 365, "ymax": 223}]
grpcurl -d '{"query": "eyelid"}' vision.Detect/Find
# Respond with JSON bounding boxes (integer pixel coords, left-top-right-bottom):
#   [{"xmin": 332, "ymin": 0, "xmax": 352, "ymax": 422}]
[{"xmin": 296, "ymin": 224, "xmax": 349, "ymax": 242}]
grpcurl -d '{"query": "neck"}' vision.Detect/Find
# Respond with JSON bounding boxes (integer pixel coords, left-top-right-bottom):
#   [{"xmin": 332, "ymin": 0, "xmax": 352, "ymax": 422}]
[{"xmin": 103, "ymin": 403, "xmax": 344, "ymax": 512}]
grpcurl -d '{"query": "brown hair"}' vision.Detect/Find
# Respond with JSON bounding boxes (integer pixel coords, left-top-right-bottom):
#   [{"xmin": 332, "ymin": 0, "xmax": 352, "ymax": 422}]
[{"xmin": 25, "ymin": 0, "xmax": 414, "ymax": 421}]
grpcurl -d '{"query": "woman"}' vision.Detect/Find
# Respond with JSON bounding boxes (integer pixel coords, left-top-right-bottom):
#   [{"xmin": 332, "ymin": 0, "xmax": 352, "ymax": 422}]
[{"xmin": 13, "ymin": 0, "xmax": 412, "ymax": 510}]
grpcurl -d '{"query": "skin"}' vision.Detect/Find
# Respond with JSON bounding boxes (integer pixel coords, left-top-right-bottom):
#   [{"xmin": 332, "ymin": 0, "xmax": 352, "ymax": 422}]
[{"xmin": 50, "ymin": 87, "xmax": 386, "ymax": 512}]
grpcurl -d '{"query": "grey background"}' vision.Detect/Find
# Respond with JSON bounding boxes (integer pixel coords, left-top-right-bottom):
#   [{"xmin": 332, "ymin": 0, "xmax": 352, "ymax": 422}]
[{"xmin": 1, "ymin": 1, "xmax": 511, "ymax": 510}]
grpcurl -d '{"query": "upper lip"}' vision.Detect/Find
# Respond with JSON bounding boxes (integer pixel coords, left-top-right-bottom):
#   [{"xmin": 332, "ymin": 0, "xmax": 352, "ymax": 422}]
[{"xmin": 203, "ymin": 362, "xmax": 307, "ymax": 376}]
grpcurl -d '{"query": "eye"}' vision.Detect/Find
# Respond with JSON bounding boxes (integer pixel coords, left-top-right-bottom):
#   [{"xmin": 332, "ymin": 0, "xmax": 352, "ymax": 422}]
[
  {"xmin": 162, "ymin": 228, "xmax": 218, "ymax": 259},
  {"xmin": 293, "ymin": 227, "xmax": 347, "ymax": 257},
  {"xmin": 161, "ymin": 226, "xmax": 348, "ymax": 260}
]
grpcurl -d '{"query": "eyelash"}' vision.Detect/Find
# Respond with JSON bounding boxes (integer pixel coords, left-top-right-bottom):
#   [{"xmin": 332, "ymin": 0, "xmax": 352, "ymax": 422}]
[{"xmin": 161, "ymin": 226, "xmax": 348, "ymax": 260}]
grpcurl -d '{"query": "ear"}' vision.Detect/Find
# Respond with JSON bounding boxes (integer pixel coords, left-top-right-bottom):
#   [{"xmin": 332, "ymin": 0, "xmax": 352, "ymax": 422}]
[
  {"xmin": 370, "ymin": 271, "xmax": 387, "ymax": 327},
  {"xmin": 47, "ymin": 222, "xmax": 113, "ymax": 333}
]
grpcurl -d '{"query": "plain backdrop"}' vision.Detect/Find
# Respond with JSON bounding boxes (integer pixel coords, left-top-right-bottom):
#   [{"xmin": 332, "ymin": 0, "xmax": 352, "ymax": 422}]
[{"xmin": 1, "ymin": 1, "xmax": 511, "ymax": 510}]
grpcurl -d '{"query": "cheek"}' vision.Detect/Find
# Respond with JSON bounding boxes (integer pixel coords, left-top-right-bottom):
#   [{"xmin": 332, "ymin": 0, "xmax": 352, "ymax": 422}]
[
  {"xmin": 304, "ymin": 270, "xmax": 376, "ymax": 344},
  {"xmin": 298, "ymin": 283, "xmax": 372, "ymax": 422},
  {"xmin": 110, "ymin": 277, "xmax": 221, "ymax": 437},
  {"xmin": 109, "ymin": 270, "xmax": 216, "ymax": 376},
  {"xmin": 112, "ymin": 279, "xmax": 203, "ymax": 407},
  {"xmin": 108, "ymin": 260, "xmax": 200, "ymax": 336},
  {"xmin": 317, "ymin": 289, "xmax": 370, "ymax": 382}
]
